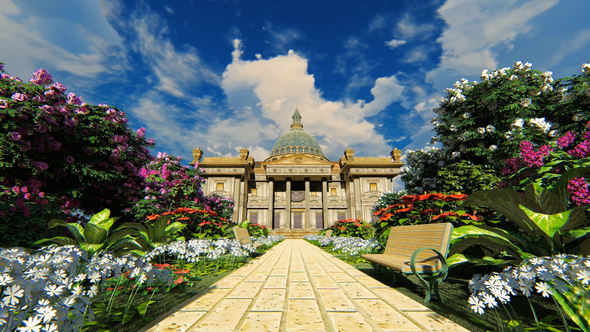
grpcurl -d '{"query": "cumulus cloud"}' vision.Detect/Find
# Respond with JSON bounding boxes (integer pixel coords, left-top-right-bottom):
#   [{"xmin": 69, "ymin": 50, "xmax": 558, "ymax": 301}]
[
  {"xmin": 221, "ymin": 41, "xmax": 405, "ymax": 160},
  {"xmin": 427, "ymin": 0, "xmax": 558, "ymax": 81},
  {"xmin": 385, "ymin": 39, "xmax": 407, "ymax": 48}
]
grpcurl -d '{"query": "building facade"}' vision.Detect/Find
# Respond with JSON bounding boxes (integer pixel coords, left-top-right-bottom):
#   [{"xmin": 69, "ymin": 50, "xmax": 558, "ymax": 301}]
[{"xmin": 189, "ymin": 109, "xmax": 404, "ymax": 233}]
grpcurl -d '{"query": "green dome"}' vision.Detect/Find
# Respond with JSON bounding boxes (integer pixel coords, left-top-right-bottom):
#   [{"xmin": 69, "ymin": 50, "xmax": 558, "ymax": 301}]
[{"xmin": 269, "ymin": 109, "xmax": 325, "ymax": 157}]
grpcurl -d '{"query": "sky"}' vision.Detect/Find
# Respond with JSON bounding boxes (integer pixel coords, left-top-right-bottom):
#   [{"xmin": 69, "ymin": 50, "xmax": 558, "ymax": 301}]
[{"xmin": 1, "ymin": 0, "xmax": 589, "ymax": 192}]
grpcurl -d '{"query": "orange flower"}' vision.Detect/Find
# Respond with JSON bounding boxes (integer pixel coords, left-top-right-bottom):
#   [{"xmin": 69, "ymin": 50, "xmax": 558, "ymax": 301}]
[
  {"xmin": 176, "ymin": 217, "xmax": 190, "ymax": 221},
  {"xmin": 396, "ymin": 207, "xmax": 413, "ymax": 213},
  {"xmin": 146, "ymin": 214, "xmax": 160, "ymax": 221},
  {"xmin": 174, "ymin": 277, "xmax": 184, "ymax": 285},
  {"xmin": 432, "ymin": 211, "xmax": 457, "ymax": 220},
  {"xmin": 173, "ymin": 269, "xmax": 190, "ymax": 274},
  {"xmin": 199, "ymin": 222, "xmax": 206, "ymax": 226}
]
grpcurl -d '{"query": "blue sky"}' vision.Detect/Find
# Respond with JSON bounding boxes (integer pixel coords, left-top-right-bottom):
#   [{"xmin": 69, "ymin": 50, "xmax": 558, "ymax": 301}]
[{"xmin": 1, "ymin": 0, "xmax": 589, "ymax": 192}]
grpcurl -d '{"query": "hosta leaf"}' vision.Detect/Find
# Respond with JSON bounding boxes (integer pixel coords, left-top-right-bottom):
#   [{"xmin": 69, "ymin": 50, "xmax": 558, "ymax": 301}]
[
  {"xmin": 84, "ymin": 223, "xmax": 108, "ymax": 244},
  {"xmin": 48, "ymin": 219, "xmax": 85, "ymax": 243},
  {"xmin": 519, "ymin": 205, "xmax": 570, "ymax": 239},
  {"xmin": 89, "ymin": 208, "xmax": 111, "ymax": 225}
]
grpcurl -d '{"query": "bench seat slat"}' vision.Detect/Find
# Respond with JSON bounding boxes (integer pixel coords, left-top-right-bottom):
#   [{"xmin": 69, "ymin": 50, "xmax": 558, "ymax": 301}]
[{"xmin": 362, "ymin": 253, "xmax": 442, "ymax": 274}]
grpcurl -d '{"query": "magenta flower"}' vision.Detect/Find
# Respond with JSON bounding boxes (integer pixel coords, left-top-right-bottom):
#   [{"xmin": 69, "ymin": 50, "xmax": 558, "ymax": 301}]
[
  {"xmin": 147, "ymin": 138, "xmax": 155, "ymax": 144},
  {"xmin": 137, "ymin": 127, "xmax": 146, "ymax": 138},
  {"xmin": 568, "ymin": 177, "xmax": 590, "ymax": 206},
  {"xmin": 0, "ymin": 99, "xmax": 8, "ymax": 108},
  {"xmin": 29, "ymin": 69, "xmax": 53, "ymax": 85},
  {"xmin": 24, "ymin": 193, "xmax": 31, "ymax": 200},
  {"xmin": 32, "ymin": 95, "xmax": 46, "ymax": 103},
  {"xmin": 39, "ymin": 105, "xmax": 54, "ymax": 114},
  {"xmin": 44, "ymin": 89, "xmax": 58, "ymax": 99},
  {"xmin": 65, "ymin": 156, "xmax": 74, "ymax": 164},
  {"xmin": 557, "ymin": 131, "xmax": 576, "ymax": 149},
  {"xmin": 11, "ymin": 186, "xmax": 20, "ymax": 194},
  {"xmin": 11, "ymin": 93, "xmax": 28, "ymax": 102}
]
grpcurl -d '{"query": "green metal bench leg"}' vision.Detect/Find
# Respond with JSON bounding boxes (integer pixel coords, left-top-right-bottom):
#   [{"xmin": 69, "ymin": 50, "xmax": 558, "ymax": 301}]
[
  {"xmin": 390, "ymin": 269, "xmax": 397, "ymax": 286},
  {"xmin": 370, "ymin": 262, "xmax": 382, "ymax": 275},
  {"xmin": 410, "ymin": 247, "xmax": 449, "ymax": 304}
]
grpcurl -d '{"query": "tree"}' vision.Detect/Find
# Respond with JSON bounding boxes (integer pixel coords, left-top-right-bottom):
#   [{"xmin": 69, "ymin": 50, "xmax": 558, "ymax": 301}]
[
  {"xmin": 0, "ymin": 62, "xmax": 155, "ymax": 248},
  {"xmin": 402, "ymin": 60, "xmax": 590, "ymax": 193}
]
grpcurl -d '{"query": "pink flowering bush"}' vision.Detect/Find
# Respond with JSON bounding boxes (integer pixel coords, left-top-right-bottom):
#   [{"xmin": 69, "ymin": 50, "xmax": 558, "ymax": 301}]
[{"xmin": 0, "ymin": 62, "xmax": 156, "ymax": 248}]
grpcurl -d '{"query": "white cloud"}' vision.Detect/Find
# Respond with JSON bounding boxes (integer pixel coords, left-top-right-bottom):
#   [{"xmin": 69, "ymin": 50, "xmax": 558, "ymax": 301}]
[
  {"xmin": 0, "ymin": 0, "xmax": 127, "ymax": 93},
  {"xmin": 428, "ymin": 0, "xmax": 559, "ymax": 80},
  {"xmin": 402, "ymin": 46, "xmax": 429, "ymax": 63},
  {"xmin": 164, "ymin": 6, "xmax": 174, "ymax": 14},
  {"xmin": 385, "ymin": 39, "xmax": 407, "ymax": 48},
  {"xmin": 264, "ymin": 21, "xmax": 303, "ymax": 53},
  {"xmin": 221, "ymin": 41, "xmax": 405, "ymax": 160},
  {"xmin": 232, "ymin": 39, "xmax": 243, "ymax": 62},
  {"xmin": 396, "ymin": 14, "xmax": 435, "ymax": 39},
  {"xmin": 128, "ymin": 8, "xmax": 220, "ymax": 97},
  {"xmin": 551, "ymin": 29, "xmax": 590, "ymax": 65}
]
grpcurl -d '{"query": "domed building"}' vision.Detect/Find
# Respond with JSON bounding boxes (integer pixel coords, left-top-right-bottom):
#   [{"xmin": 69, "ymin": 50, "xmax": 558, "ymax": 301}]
[{"xmin": 190, "ymin": 109, "xmax": 404, "ymax": 238}]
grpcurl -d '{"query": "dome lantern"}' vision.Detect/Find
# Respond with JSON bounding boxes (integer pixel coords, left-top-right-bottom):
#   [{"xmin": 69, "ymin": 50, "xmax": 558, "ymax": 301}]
[{"xmin": 267, "ymin": 109, "xmax": 327, "ymax": 161}]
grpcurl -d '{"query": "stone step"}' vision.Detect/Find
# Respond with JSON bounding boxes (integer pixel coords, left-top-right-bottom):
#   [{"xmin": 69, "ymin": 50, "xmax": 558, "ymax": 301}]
[{"xmin": 270, "ymin": 229, "xmax": 319, "ymax": 238}]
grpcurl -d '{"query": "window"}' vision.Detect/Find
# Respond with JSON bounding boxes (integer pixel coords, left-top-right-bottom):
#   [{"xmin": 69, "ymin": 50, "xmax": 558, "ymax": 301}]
[
  {"xmin": 337, "ymin": 212, "xmax": 346, "ymax": 221},
  {"xmin": 251, "ymin": 188, "xmax": 257, "ymax": 195},
  {"xmin": 274, "ymin": 213, "xmax": 281, "ymax": 229},
  {"xmin": 298, "ymin": 147, "xmax": 303, "ymax": 153},
  {"xmin": 250, "ymin": 212, "xmax": 258, "ymax": 223},
  {"xmin": 216, "ymin": 183, "xmax": 224, "ymax": 191},
  {"xmin": 304, "ymin": 147, "xmax": 309, "ymax": 153},
  {"xmin": 330, "ymin": 188, "xmax": 337, "ymax": 196},
  {"xmin": 293, "ymin": 213, "xmax": 302, "ymax": 229},
  {"xmin": 369, "ymin": 183, "xmax": 378, "ymax": 191}
]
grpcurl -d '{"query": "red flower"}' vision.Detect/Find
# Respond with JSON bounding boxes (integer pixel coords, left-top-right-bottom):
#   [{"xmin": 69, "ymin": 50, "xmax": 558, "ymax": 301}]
[
  {"xmin": 177, "ymin": 217, "xmax": 190, "ymax": 221},
  {"xmin": 199, "ymin": 222, "xmax": 206, "ymax": 226},
  {"xmin": 146, "ymin": 214, "xmax": 160, "ymax": 221},
  {"xmin": 173, "ymin": 269, "xmax": 190, "ymax": 274},
  {"xmin": 174, "ymin": 277, "xmax": 184, "ymax": 285}
]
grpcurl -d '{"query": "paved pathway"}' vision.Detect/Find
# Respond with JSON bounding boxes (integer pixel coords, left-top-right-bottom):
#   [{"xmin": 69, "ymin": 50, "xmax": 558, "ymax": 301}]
[{"xmin": 139, "ymin": 239, "xmax": 468, "ymax": 332}]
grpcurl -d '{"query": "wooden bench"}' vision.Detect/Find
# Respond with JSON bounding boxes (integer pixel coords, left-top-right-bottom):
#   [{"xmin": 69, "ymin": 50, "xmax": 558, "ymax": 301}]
[
  {"xmin": 233, "ymin": 227, "xmax": 264, "ymax": 250},
  {"xmin": 361, "ymin": 223, "xmax": 453, "ymax": 303}
]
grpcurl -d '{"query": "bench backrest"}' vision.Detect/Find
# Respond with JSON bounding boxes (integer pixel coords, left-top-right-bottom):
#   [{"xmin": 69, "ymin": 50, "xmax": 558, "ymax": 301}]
[
  {"xmin": 384, "ymin": 223, "xmax": 453, "ymax": 262},
  {"xmin": 324, "ymin": 229, "xmax": 332, "ymax": 238},
  {"xmin": 233, "ymin": 227, "xmax": 253, "ymax": 245}
]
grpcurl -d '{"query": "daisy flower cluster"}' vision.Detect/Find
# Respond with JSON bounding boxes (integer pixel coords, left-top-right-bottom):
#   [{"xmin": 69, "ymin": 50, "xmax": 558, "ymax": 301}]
[
  {"xmin": 0, "ymin": 245, "xmax": 174, "ymax": 332},
  {"xmin": 252, "ymin": 235, "xmax": 285, "ymax": 247},
  {"xmin": 467, "ymin": 255, "xmax": 590, "ymax": 316},
  {"xmin": 304, "ymin": 235, "xmax": 381, "ymax": 256}
]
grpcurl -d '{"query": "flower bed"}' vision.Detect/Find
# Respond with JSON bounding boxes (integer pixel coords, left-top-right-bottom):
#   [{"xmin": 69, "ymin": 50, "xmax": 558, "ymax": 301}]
[{"xmin": 0, "ymin": 235, "xmax": 284, "ymax": 332}]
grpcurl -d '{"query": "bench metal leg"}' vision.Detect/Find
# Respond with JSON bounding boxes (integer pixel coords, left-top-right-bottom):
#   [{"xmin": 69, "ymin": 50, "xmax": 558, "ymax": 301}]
[{"xmin": 370, "ymin": 262, "xmax": 382, "ymax": 275}]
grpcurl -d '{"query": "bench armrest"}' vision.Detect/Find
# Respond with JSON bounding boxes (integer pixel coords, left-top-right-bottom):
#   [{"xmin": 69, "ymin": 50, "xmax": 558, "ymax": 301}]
[{"xmin": 410, "ymin": 247, "xmax": 449, "ymax": 280}]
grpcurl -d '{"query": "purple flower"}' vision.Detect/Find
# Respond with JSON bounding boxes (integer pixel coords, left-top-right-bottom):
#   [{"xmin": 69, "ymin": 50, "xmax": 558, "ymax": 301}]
[
  {"xmin": 66, "ymin": 92, "xmax": 82, "ymax": 105},
  {"xmin": 34, "ymin": 161, "xmax": 49, "ymax": 171},
  {"xmin": 568, "ymin": 177, "xmax": 590, "ymax": 206},
  {"xmin": 9, "ymin": 132, "xmax": 21, "ymax": 140},
  {"xmin": 557, "ymin": 131, "xmax": 576, "ymax": 149},
  {"xmin": 11, "ymin": 186, "xmax": 20, "ymax": 194},
  {"xmin": 32, "ymin": 95, "xmax": 46, "ymax": 103},
  {"xmin": 44, "ymin": 89, "xmax": 58, "ymax": 99},
  {"xmin": 29, "ymin": 69, "xmax": 53, "ymax": 86},
  {"xmin": 147, "ymin": 138, "xmax": 155, "ymax": 144},
  {"xmin": 24, "ymin": 193, "xmax": 31, "ymax": 200},
  {"xmin": 51, "ymin": 82, "xmax": 67, "ymax": 93},
  {"xmin": 39, "ymin": 105, "xmax": 54, "ymax": 114},
  {"xmin": 137, "ymin": 127, "xmax": 146, "ymax": 138},
  {"xmin": 11, "ymin": 93, "xmax": 28, "ymax": 102},
  {"xmin": 65, "ymin": 156, "xmax": 74, "ymax": 164},
  {"xmin": 0, "ymin": 99, "xmax": 8, "ymax": 108}
]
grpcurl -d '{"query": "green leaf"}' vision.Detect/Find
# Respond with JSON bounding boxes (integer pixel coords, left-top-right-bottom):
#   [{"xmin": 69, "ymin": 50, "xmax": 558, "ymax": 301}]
[
  {"xmin": 136, "ymin": 300, "xmax": 156, "ymax": 316},
  {"xmin": 32, "ymin": 236, "xmax": 77, "ymax": 247},
  {"xmin": 47, "ymin": 219, "xmax": 85, "ymax": 243},
  {"xmin": 84, "ymin": 223, "xmax": 108, "ymax": 244},
  {"xmin": 89, "ymin": 208, "xmax": 111, "ymax": 225},
  {"xmin": 121, "ymin": 311, "xmax": 135, "ymax": 325},
  {"xmin": 550, "ymin": 166, "xmax": 590, "ymax": 210},
  {"xmin": 519, "ymin": 204, "xmax": 570, "ymax": 239},
  {"xmin": 550, "ymin": 282, "xmax": 590, "ymax": 332}
]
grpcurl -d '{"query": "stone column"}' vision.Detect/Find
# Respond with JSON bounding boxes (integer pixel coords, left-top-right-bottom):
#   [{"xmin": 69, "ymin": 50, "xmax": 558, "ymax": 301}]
[
  {"xmin": 305, "ymin": 179, "xmax": 310, "ymax": 229},
  {"xmin": 286, "ymin": 179, "xmax": 291, "ymax": 230},
  {"xmin": 353, "ymin": 177, "xmax": 362, "ymax": 220},
  {"xmin": 322, "ymin": 180, "xmax": 328, "ymax": 229},
  {"xmin": 233, "ymin": 177, "xmax": 242, "ymax": 222},
  {"xmin": 267, "ymin": 180, "xmax": 274, "ymax": 229}
]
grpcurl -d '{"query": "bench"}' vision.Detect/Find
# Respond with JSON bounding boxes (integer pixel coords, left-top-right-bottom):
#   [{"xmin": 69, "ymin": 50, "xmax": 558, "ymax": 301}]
[
  {"xmin": 232, "ymin": 227, "xmax": 264, "ymax": 250},
  {"xmin": 361, "ymin": 223, "xmax": 453, "ymax": 303},
  {"xmin": 324, "ymin": 229, "xmax": 332, "ymax": 238}
]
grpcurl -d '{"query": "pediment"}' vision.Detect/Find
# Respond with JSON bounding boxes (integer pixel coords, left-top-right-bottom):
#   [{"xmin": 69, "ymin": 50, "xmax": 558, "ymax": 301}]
[{"xmin": 264, "ymin": 154, "xmax": 332, "ymax": 166}]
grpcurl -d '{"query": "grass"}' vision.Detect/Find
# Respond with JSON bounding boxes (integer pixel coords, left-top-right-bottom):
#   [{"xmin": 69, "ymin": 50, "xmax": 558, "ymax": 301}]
[
  {"xmin": 316, "ymin": 245, "xmax": 567, "ymax": 332},
  {"xmin": 84, "ymin": 248, "xmax": 273, "ymax": 332}
]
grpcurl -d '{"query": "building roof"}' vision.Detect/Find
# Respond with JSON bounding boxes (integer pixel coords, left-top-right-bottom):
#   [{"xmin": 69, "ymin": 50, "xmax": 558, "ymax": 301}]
[{"xmin": 269, "ymin": 109, "xmax": 325, "ymax": 159}]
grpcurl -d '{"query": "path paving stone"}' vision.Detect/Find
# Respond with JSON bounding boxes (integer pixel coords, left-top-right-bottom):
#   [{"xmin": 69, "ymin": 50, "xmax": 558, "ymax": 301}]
[{"xmin": 140, "ymin": 239, "xmax": 470, "ymax": 332}]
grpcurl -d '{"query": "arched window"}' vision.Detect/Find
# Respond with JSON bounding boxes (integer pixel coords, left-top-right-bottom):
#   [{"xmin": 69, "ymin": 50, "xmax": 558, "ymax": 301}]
[
  {"xmin": 298, "ymin": 147, "xmax": 303, "ymax": 153},
  {"xmin": 304, "ymin": 147, "xmax": 309, "ymax": 153},
  {"xmin": 280, "ymin": 148, "xmax": 285, "ymax": 154},
  {"xmin": 286, "ymin": 147, "xmax": 291, "ymax": 153}
]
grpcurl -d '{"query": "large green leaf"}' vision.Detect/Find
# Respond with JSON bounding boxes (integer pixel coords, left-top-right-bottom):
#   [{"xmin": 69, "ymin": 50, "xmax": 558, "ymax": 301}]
[
  {"xmin": 550, "ymin": 281, "xmax": 590, "ymax": 332},
  {"xmin": 47, "ymin": 219, "xmax": 85, "ymax": 243},
  {"xmin": 32, "ymin": 236, "xmax": 77, "ymax": 247},
  {"xmin": 519, "ymin": 205, "xmax": 570, "ymax": 239},
  {"xmin": 88, "ymin": 208, "xmax": 111, "ymax": 225},
  {"xmin": 524, "ymin": 183, "xmax": 566, "ymax": 215},
  {"xmin": 459, "ymin": 189, "xmax": 544, "ymax": 237},
  {"xmin": 560, "ymin": 207, "xmax": 589, "ymax": 233},
  {"xmin": 84, "ymin": 223, "xmax": 108, "ymax": 244},
  {"xmin": 79, "ymin": 243, "xmax": 104, "ymax": 257}
]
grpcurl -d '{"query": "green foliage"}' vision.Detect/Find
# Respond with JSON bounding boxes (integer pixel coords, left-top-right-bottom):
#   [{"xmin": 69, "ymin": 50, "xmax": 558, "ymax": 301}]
[
  {"xmin": 551, "ymin": 279, "xmax": 590, "ymax": 332},
  {"xmin": 115, "ymin": 215, "xmax": 187, "ymax": 252},
  {"xmin": 239, "ymin": 219, "xmax": 269, "ymax": 237},
  {"xmin": 449, "ymin": 176, "xmax": 590, "ymax": 268},
  {"xmin": 32, "ymin": 208, "xmax": 146, "ymax": 258},
  {"xmin": 436, "ymin": 160, "xmax": 501, "ymax": 195},
  {"xmin": 402, "ymin": 61, "xmax": 590, "ymax": 194},
  {"xmin": 326, "ymin": 219, "xmax": 374, "ymax": 240}
]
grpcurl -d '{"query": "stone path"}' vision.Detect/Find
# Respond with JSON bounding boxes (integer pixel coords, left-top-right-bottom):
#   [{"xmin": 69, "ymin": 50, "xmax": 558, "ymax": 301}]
[{"xmin": 139, "ymin": 239, "xmax": 469, "ymax": 332}]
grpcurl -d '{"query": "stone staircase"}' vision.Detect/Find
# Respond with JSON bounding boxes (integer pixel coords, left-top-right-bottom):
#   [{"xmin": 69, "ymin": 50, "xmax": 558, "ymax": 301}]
[{"xmin": 270, "ymin": 229, "xmax": 319, "ymax": 239}]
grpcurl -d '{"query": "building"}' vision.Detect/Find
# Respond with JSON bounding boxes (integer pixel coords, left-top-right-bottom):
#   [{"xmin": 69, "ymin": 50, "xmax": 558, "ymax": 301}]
[{"xmin": 189, "ymin": 109, "xmax": 404, "ymax": 237}]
